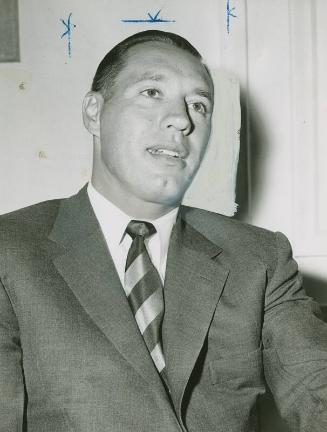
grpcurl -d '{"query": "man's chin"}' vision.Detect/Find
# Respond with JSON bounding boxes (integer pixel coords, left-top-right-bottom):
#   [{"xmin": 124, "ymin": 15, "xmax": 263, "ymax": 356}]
[{"xmin": 145, "ymin": 189, "xmax": 186, "ymax": 209}]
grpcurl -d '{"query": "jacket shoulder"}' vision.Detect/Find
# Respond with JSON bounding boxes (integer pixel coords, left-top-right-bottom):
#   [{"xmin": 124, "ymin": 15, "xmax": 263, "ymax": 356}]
[
  {"xmin": 181, "ymin": 206, "xmax": 282, "ymax": 270},
  {"xmin": 0, "ymin": 199, "xmax": 62, "ymax": 243},
  {"xmin": 181, "ymin": 205, "xmax": 276, "ymax": 239}
]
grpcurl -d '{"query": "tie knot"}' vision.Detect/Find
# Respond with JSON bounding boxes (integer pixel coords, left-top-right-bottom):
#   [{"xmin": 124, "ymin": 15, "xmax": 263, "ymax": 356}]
[{"xmin": 126, "ymin": 220, "xmax": 156, "ymax": 240}]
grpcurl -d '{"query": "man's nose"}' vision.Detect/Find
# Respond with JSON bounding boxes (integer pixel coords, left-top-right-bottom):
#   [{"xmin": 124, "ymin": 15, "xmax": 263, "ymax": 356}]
[{"xmin": 161, "ymin": 101, "xmax": 193, "ymax": 136}]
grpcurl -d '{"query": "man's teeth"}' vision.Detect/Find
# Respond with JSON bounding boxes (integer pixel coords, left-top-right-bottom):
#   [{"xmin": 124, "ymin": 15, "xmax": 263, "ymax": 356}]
[{"xmin": 148, "ymin": 148, "xmax": 181, "ymax": 158}]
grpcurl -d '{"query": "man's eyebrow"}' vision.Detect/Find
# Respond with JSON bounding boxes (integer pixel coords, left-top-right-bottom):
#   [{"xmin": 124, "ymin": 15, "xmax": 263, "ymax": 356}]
[
  {"xmin": 129, "ymin": 73, "xmax": 213, "ymax": 102},
  {"xmin": 195, "ymin": 89, "xmax": 214, "ymax": 103}
]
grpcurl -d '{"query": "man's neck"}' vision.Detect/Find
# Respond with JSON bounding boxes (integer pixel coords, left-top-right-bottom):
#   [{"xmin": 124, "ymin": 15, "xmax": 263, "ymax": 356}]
[{"xmin": 90, "ymin": 178, "xmax": 179, "ymax": 220}]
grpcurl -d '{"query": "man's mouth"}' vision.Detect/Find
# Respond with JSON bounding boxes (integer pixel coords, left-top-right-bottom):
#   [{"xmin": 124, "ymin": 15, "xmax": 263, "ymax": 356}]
[{"xmin": 147, "ymin": 148, "xmax": 184, "ymax": 159}]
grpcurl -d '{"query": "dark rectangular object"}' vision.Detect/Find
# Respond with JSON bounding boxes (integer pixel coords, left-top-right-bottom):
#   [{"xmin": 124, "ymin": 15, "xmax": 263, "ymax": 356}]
[
  {"xmin": 321, "ymin": 304, "xmax": 327, "ymax": 323},
  {"xmin": 0, "ymin": 0, "xmax": 20, "ymax": 62}
]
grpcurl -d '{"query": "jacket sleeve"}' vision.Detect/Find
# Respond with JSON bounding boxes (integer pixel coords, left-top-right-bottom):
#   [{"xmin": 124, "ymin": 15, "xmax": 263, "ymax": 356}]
[
  {"xmin": 262, "ymin": 231, "xmax": 327, "ymax": 432},
  {"xmin": 0, "ymin": 277, "xmax": 25, "ymax": 432}
]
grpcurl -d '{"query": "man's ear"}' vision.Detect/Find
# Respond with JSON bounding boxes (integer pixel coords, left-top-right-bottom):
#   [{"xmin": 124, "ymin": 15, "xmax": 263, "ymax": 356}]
[{"xmin": 82, "ymin": 91, "xmax": 104, "ymax": 138}]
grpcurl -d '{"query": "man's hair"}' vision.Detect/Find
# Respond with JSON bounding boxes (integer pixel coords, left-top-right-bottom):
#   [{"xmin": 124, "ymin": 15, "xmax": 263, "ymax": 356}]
[{"xmin": 91, "ymin": 30, "xmax": 203, "ymax": 100}]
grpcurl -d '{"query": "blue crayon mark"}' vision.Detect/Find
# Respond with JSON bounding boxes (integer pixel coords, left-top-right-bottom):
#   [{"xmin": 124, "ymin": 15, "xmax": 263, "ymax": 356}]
[
  {"xmin": 60, "ymin": 13, "xmax": 76, "ymax": 58},
  {"xmin": 121, "ymin": 9, "xmax": 175, "ymax": 24},
  {"xmin": 226, "ymin": 0, "xmax": 237, "ymax": 34}
]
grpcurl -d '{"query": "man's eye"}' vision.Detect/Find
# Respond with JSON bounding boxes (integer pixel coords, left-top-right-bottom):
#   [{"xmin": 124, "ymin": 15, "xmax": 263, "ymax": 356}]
[
  {"xmin": 141, "ymin": 89, "xmax": 160, "ymax": 98},
  {"xmin": 190, "ymin": 102, "xmax": 206, "ymax": 114}
]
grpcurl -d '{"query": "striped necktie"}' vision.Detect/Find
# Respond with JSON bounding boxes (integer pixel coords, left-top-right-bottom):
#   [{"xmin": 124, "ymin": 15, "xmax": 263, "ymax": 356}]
[{"xmin": 124, "ymin": 220, "xmax": 166, "ymax": 377}]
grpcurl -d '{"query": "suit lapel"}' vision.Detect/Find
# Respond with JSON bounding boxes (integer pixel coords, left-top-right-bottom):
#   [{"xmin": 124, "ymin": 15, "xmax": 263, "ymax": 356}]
[
  {"xmin": 48, "ymin": 188, "xmax": 167, "ymax": 398},
  {"xmin": 48, "ymin": 188, "xmax": 229, "ymax": 418},
  {"xmin": 162, "ymin": 212, "xmax": 230, "ymax": 417}
]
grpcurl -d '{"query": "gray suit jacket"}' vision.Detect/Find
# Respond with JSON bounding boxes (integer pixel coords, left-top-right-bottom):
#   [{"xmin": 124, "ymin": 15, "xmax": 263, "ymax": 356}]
[{"xmin": 0, "ymin": 187, "xmax": 327, "ymax": 432}]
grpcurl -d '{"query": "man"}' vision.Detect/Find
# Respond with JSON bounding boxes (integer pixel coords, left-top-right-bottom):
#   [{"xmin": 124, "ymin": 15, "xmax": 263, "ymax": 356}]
[{"xmin": 0, "ymin": 30, "xmax": 326, "ymax": 432}]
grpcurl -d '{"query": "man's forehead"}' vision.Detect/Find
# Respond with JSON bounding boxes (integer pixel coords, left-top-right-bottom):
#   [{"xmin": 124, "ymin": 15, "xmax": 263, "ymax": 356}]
[
  {"xmin": 129, "ymin": 72, "xmax": 167, "ymax": 84},
  {"xmin": 125, "ymin": 41, "xmax": 201, "ymax": 68},
  {"xmin": 122, "ymin": 41, "xmax": 214, "ymax": 91}
]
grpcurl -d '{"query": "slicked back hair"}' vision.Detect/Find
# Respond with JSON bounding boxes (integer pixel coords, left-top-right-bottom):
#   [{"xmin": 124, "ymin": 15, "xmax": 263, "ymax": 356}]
[{"xmin": 91, "ymin": 30, "xmax": 203, "ymax": 100}]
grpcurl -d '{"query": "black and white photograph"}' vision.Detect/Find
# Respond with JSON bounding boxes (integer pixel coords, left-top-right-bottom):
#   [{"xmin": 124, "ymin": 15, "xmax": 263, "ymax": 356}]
[{"xmin": 0, "ymin": 1, "xmax": 326, "ymax": 431}]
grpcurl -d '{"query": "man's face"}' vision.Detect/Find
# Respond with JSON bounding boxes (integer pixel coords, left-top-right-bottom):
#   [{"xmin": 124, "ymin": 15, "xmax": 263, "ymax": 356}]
[{"xmin": 95, "ymin": 41, "xmax": 214, "ymax": 214}]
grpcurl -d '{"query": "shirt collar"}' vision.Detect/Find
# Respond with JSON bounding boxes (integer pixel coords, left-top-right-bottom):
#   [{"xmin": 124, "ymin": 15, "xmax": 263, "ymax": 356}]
[{"xmin": 87, "ymin": 182, "xmax": 179, "ymax": 246}]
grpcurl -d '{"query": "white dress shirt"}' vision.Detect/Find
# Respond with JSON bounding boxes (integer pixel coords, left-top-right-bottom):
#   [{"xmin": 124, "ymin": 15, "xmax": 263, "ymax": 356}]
[{"xmin": 87, "ymin": 183, "xmax": 179, "ymax": 286}]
